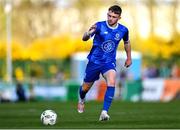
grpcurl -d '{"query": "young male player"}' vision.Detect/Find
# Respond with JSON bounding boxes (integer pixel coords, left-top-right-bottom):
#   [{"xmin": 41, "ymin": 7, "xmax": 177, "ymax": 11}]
[{"xmin": 78, "ymin": 5, "xmax": 132, "ymax": 121}]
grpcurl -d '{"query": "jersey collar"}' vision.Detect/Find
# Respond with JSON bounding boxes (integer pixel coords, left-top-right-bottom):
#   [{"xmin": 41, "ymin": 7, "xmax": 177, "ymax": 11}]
[{"xmin": 106, "ymin": 21, "xmax": 119, "ymax": 29}]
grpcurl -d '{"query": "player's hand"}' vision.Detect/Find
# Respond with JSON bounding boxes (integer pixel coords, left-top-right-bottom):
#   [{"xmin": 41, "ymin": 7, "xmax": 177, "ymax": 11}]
[
  {"xmin": 87, "ymin": 24, "xmax": 96, "ymax": 36},
  {"xmin": 124, "ymin": 59, "xmax": 132, "ymax": 68}
]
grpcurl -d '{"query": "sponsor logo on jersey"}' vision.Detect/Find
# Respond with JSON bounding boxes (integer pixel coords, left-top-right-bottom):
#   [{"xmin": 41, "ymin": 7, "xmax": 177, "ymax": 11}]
[{"xmin": 101, "ymin": 40, "xmax": 115, "ymax": 53}]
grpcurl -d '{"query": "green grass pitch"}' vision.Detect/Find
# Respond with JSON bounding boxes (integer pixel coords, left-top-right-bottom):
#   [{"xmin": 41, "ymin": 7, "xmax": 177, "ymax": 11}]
[{"xmin": 0, "ymin": 100, "xmax": 180, "ymax": 129}]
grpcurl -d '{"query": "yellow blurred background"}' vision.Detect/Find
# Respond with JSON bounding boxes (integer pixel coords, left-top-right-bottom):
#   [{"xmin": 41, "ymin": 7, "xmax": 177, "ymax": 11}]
[{"xmin": 0, "ymin": 0, "xmax": 180, "ymax": 82}]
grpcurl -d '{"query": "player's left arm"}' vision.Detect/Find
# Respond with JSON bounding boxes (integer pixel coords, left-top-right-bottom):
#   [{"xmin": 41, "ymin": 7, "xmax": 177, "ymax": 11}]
[
  {"xmin": 123, "ymin": 27, "xmax": 132, "ymax": 68},
  {"xmin": 124, "ymin": 41, "xmax": 132, "ymax": 68}
]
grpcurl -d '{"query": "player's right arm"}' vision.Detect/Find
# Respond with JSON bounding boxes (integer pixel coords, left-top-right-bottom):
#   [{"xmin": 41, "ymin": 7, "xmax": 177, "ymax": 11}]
[{"xmin": 82, "ymin": 24, "xmax": 97, "ymax": 41}]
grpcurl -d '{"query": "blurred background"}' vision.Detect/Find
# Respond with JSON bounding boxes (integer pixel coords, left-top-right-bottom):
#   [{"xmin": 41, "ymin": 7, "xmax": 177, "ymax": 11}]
[{"xmin": 0, "ymin": 0, "xmax": 180, "ymax": 103}]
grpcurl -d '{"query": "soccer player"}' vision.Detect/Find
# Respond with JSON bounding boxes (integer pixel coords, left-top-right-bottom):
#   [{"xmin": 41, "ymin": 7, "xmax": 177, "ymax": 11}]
[{"xmin": 77, "ymin": 5, "xmax": 132, "ymax": 121}]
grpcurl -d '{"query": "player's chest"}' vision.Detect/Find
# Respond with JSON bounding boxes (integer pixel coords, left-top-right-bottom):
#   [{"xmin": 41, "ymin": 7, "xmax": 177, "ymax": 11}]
[{"xmin": 99, "ymin": 29, "xmax": 123, "ymax": 42}]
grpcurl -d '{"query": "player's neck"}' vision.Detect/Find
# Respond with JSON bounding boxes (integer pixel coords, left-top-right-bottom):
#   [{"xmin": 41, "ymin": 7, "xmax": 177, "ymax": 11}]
[{"xmin": 106, "ymin": 21, "xmax": 118, "ymax": 29}]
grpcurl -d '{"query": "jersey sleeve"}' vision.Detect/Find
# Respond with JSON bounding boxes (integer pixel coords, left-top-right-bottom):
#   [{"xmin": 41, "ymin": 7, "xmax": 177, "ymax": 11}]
[{"xmin": 123, "ymin": 28, "xmax": 129, "ymax": 43}]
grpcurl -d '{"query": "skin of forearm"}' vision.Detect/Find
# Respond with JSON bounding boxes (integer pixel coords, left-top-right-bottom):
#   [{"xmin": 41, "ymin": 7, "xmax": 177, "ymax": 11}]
[{"xmin": 124, "ymin": 43, "xmax": 131, "ymax": 60}]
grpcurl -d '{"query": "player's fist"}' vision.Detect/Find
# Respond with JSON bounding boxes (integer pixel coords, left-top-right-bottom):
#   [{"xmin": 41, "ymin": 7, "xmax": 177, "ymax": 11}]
[
  {"xmin": 124, "ymin": 59, "xmax": 132, "ymax": 68},
  {"xmin": 87, "ymin": 24, "xmax": 96, "ymax": 35}
]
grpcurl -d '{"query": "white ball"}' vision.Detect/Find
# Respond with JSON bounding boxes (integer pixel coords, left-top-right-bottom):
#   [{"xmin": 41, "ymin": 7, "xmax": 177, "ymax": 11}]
[{"xmin": 40, "ymin": 110, "xmax": 57, "ymax": 125}]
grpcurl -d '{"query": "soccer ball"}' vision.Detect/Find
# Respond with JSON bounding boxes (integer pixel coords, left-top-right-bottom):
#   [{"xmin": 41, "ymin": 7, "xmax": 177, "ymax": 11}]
[{"xmin": 40, "ymin": 110, "xmax": 57, "ymax": 125}]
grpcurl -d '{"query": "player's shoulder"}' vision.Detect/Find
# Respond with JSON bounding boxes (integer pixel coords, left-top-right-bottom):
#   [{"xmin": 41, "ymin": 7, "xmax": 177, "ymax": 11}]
[
  {"xmin": 118, "ymin": 23, "xmax": 128, "ymax": 30},
  {"xmin": 94, "ymin": 21, "xmax": 106, "ymax": 30},
  {"xmin": 118, "ymin": 23, "xmax": 129, "ymax": 31},
  {"xmin": 95, "ymin": 21, "xmax": 106, "ymax": 26}
]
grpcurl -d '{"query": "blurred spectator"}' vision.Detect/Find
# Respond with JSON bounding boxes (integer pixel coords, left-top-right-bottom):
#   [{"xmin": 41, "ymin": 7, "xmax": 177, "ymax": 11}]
[
  {"xmin": 119, "ymin": 71, "xmax": 127, "ymax": 98},
  {"xmin": 55, "ymin": 70, "xmax": 65, "ymax": 83},
  {"xmin": 142, "ymin": 65, "xmax": 159, "ymax": 78},
  {"xmin": 159, "ymin": 63, "xmax": 171, "ymax": 78},
  {"xmin": 147, "ymin": 65, "xmax": 159, "ymax": 78},
  {"xmin": 171, "ymin": 64, "xmax": 180, "ymax": 78},
  {"xmin": 119, "ymin": 71, "xmax": 127, "ymax": 87},
  {"xmin": 16, "ymin": 82, "xmax": 26, "ymax": 102},
  {"xmin": 29, "ymin": 80, "xmax": 35, "ymax": 101}
]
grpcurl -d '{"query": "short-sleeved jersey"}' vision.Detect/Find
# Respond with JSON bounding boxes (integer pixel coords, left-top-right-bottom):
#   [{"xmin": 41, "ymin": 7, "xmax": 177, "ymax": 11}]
[{"xmin": 87, "ymin": 21, "xmax": 129, "ymax": 64}]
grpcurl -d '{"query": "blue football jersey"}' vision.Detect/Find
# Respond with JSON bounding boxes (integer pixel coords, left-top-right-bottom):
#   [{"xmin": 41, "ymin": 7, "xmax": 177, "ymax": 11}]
[{"xmin": 87, "ymin": 21, "xmax": 129, "ymax": 64}]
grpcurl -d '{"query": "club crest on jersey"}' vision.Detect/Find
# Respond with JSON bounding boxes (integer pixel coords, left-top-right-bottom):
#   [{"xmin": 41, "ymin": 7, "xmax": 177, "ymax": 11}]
[
  {"xmin": 101, "ymin": 40, "xmax": 115, "ymax": 53},
  {"xmin": 115, "ymin": 33, "xmax": 120, "ymax": 41}
]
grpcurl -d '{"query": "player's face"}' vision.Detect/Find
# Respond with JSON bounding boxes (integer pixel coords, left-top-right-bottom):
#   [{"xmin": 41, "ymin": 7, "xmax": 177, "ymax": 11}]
[{"xmin": 107, "ymin": 11, "xmax": 120, "ymax": 27}]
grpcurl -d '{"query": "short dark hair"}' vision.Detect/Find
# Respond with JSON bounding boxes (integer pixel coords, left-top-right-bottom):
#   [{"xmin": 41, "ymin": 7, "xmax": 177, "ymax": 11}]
[{"xmin": 108, "ymin": 5, "xmax": 122, "ymax": 15}]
